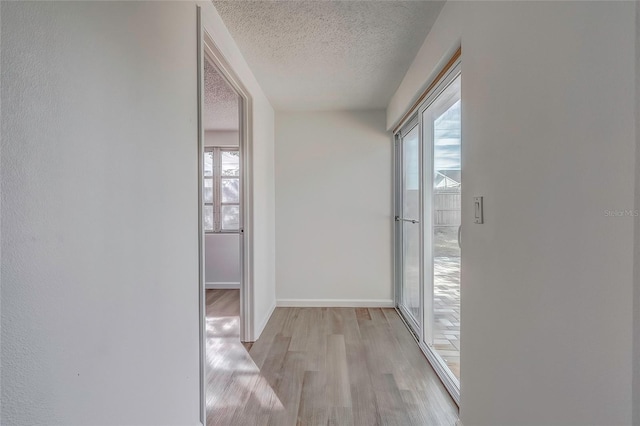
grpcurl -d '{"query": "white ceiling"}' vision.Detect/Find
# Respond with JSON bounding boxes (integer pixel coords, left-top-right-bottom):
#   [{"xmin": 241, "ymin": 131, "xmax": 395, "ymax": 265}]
[
  {"xmin": 204, "ymin": 57, "xmax": 239, "ymax": 131},
  {"xmin": 212, "ymin": 0, "xmax": 444, "ymax": 111}
]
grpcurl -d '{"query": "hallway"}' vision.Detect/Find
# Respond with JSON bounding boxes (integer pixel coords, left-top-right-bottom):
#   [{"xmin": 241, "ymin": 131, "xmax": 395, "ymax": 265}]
[{"xmin": 205, "ymin": 290, "xmax": 458, "ymax": 425}]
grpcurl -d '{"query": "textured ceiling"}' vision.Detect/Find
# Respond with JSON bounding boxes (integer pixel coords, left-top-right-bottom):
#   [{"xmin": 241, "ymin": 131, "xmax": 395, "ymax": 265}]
[
  {"xmin": 213, "ymin": 0, "xmax": 444, "ymax": 110},
  {"xmin": 204, "ymin": 57, "xmax": 239, "ymax": 130}
]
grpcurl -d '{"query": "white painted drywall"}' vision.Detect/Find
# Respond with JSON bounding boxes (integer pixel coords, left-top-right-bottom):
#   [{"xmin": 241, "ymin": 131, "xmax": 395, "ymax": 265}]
[
  {"xmin": 204, "ymin": 130, "xmax": 241, "ymax": 286},
  {"xmin": 205, "ymin": 233, "xmax": 240, "ymax": 286},
  {"xmin": 0, "ymin": 1, "xmax": 3, "ymax": 421},
  {"xmin": 389, "ymin": 2, "xmax": 636, "ymax": 425},
  {"xmin": 634, "ymin": 2, "xmax": 640, "ymax": 424},
  {"xmin": 1, "ymin": 2, "xmax": 200, "ymax": 424},
  {"xmin": 1, "ymin": 1, "xmax": 276, "ymax": 424},
  {"xmin": 275, "ymin": 110, "xmax": 392, "ymax": 305}
]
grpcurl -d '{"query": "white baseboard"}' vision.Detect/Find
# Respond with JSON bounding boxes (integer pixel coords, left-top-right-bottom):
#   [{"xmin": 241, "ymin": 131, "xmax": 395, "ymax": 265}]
[
  {"xmin": 253, "ymin": 300, "xmax": 277, "ymax": 341},
  {"xmin": 276, "ymin": 299, "xmax": 394, "ymax": 308},
  {"xmin": 205, "ymin": 282, "xmax": 240, "ymax": 289}
]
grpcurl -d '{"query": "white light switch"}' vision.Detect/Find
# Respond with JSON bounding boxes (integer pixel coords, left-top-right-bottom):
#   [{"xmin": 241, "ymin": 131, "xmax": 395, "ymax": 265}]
[{"xmin": 474, "ymin": 196, "xmax": 484, "ymax": 224}]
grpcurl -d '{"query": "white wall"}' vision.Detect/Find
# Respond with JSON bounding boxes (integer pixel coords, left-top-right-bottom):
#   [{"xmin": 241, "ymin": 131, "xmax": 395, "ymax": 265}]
[
  {"xmin": 0, "ymin": 1, "xmax": 276, "ymax": 424},
  {"xmin": 275, "ymin": 110, "xmax": 392, "ymax": 306},
  {"xmin": 634, "ymin": 2, "xmax": 640, "ymax": 423},
  {"xmin": 249, "ymin": 94, "xmax": 277, "ymax": 332},
  {"xmin": 389, "ymin": 2, "xmax": 636, "ymax": 425},
  {"xmin": 0, "ymin": 1, "xmax": 4, "ymax": 421},
  {"xmin": 205, "ymin": 234, "xmax": 240, "ymax": 286},
  {"xmin": 1, "ymin": 3, "xmax": 199, "ymax": 424}
]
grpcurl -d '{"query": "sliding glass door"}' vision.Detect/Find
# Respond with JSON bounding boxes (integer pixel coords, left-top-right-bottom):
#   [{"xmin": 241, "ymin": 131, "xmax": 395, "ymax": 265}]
[
  {"xmin": 423, "ymin": 73, "xmax": 462, "ymax": 386},
  {"xmin": 396, "ymin": 120, "xmax": 421, "ymax": 333},
  {"xmin": 394, "ymin": 61, "xmax": 461, "ymax": 403}
]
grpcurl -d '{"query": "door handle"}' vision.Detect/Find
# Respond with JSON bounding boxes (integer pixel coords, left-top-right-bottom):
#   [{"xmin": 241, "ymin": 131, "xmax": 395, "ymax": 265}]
[{"xmin": 395, "ymin": 216, "xmax": 419, "ymax": 224}]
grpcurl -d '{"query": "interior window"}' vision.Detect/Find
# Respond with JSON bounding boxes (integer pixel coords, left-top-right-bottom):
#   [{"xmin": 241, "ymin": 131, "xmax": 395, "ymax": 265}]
[{"xmin": 204, "ymin": 147, "xmax": 240, "ymax": 232}]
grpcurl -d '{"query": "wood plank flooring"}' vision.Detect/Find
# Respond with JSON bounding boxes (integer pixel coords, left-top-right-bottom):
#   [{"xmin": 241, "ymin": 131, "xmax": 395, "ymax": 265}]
[
  {"xmin": 205, "ymin": 290, "xmax": 458, "ymax": 426},
  {"xmin": 206, "ymin": 288, "xmax": 240, "ymax": 317}
]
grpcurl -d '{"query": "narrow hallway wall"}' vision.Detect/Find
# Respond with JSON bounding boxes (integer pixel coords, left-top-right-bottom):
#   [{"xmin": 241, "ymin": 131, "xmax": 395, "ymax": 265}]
[{"xmin": 275, "ymin": 110, "xmax": 392, "ymax": 306}]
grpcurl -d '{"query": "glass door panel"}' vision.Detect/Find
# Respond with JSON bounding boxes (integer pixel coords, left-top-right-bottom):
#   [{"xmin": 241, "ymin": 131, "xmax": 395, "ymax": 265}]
[
  {"xmin": 398, "ymin": 123, "xmax": 421, "ymax": 330},
  {"xmin": 423, "ymin": 74, "xmax": 462, "ymax": 382},
  {"xmin": 394, "ymin": 60, "xmax": 461, "ymax": 404}
]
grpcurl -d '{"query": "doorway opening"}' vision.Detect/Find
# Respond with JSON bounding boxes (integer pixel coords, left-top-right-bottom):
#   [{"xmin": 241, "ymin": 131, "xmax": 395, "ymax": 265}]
[{"xmin": 197, "ymin": 12, "xmax": 254, "ymax": 424}]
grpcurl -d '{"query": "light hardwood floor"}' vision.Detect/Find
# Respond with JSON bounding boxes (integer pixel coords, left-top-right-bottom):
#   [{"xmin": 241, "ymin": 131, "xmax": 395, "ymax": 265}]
[{"xmin": 205, "ymin": 289, "xmax": 458, "ymax": 426}]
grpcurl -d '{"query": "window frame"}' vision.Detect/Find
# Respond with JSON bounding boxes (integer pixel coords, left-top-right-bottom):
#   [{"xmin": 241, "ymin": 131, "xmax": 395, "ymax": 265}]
[{"xmin": 204, "ymin": 146, "xmax": 240, "ymax": 233}]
